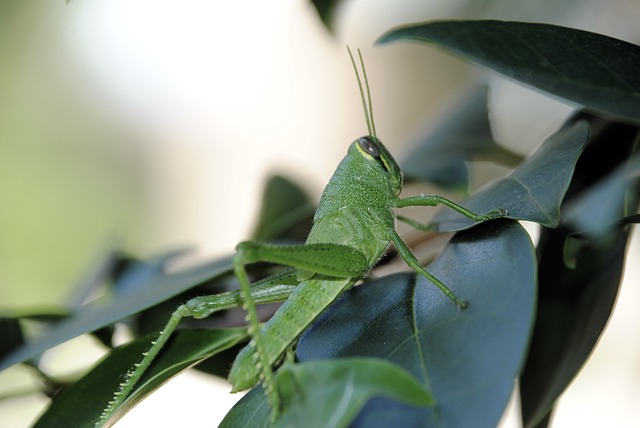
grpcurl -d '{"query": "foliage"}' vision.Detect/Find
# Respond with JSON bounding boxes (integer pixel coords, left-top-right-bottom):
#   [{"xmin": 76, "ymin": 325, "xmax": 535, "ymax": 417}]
[{"xmin": 1, "ymin": 13, "xmax": 639, "ymax": 428}]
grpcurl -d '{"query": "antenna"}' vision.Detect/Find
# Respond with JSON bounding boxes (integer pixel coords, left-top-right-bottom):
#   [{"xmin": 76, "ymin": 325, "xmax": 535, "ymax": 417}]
[
  {"xmin": 358, "ymin": 49, "xmax": 377, "ymax": 138},
  {"xmin": 347, "ymin": 46, "xmax": 376, "ymax": 137}
]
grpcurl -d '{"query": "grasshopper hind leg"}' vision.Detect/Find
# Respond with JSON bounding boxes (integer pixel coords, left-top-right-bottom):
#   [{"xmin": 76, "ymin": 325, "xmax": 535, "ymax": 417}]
[
  {"xmin": 96, "ymin": 305, "xmax": 191, "ymax": 427},
  {"xmin": 232, "ymin": 250, "xmax": 281, "ymax": 422}
]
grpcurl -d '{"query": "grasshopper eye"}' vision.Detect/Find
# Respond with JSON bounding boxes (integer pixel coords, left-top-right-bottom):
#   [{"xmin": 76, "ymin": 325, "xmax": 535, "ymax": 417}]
[{"xmin": 357, "ymin": 136, "xmax": 380, "ymax": 158}]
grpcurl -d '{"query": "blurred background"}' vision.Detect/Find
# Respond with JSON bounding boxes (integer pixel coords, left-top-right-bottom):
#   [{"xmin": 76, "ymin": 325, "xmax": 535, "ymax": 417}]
[{"xmin": 0, "ymin": 0, "xmax": 639, "ymax": 426}]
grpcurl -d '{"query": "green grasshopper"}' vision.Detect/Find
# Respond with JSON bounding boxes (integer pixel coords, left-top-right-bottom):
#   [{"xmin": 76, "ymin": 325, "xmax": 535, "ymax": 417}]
[{"xmin": 97, "ymin": 48, "xmax": 505, "ymax": 426}]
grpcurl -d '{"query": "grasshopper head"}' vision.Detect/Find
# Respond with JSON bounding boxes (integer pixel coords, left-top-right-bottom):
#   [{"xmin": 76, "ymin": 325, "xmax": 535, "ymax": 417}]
[
  {"xmin": 345, "ymin": 48, "xmax": 402, "ymax": 197},
  {"xmin": 354, "ymin": 135, "xmax": 403, "ymax": 195}
]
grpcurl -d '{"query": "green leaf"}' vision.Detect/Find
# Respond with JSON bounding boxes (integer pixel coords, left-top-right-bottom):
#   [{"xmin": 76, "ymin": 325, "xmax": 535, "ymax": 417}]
[
  {"xmin": 309, "ymin": 0, "xmax": 344, "ymax": 32},
  {"xmin": 0, "ymin": 318, "xmax": 24, "ymax": 361},
  {"xmin": 297, "ymin": 219, "xmax": 536, "ymax": 427},
  {"xmin": 0, "ymin": 257, "xmax": 232, "ymax": 371},
  {"xmin": 401, "ymin": 86, "xmax": 522, "ymax": 192},
  {"xmin": 219, "ymin": 387, "xmax": 271, "ymax": 428},
  {"xmin": 34, "ymin": 328, "xmax": 248, "ymax": 428},
  {"xmin": 274, "ymin": 358, "xmax": 434, "ymax": 428},
  {"xmin": 220, "ymin": 358, "xmax": 434, "ymax": 428},
  {"xmin": 432, "ymin": 120, "xmax": 590, "ymax": 231},
  {"xmin": 378, "ymin": 20, "xmax": 640, "ymax": 123},
  {"xmin": 251, "ymin": 175, "xmax": 315, "ymax": 242}
]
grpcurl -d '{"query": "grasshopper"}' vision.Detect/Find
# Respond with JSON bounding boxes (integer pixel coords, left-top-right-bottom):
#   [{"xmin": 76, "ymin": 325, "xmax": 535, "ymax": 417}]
[{"xmin": 97, "ymin": 48, "xmax": 504, "ymax": 426}]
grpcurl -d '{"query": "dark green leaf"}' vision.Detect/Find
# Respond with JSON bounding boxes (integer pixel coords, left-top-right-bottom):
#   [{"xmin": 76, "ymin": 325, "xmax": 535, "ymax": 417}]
[
  {"xmin": 433, "ymin": 120, "xmax": 590, "ymax": 230},
  {"xmin": 274, "ymin": 358, "xmax": 433, "ymax": 428},
  {"xmin": 401, "ymin": 86, "xmax": 522, "ymax": 192},
  {"xmin": 622, "ymin": 213, "xmax": 640, "ymax": 224},
  {"xmin": 0, "ymin": 318, "xmax": 24, "ymax": 361},
  {"xmin": 219, "ymin": 387, "xmax": 271, "ymax": 428},
  {"xmin": 0, "ymin": 312, "xmax": 69, "ymax": 368},
  {"xmin": 34, "ymin": 328, "xmax": 248, "ymax": 428},
  {"xmin": 521, "ymin": 226, "xmax": 629, "ymax": 427},
  {"xmin": 309, "ymin": 0, "xmax": 344, "ymax": 32},
  {"xmin": 251, "ymin": 175, "xmax": 315, "ymax": 242},
  {"xmin": 564, "ymin": 153, "xmax": 640, "ymax": 237},
  {"xmin": 0, "ymin": 257, "xmax": 232, "ymax": 371},
  {"xmin": 519, "ymin": 114, "xmax": 639, "ymax": 427},
  {"xmin": 297, "ymin": 219, "xmax": 536, "ymax": 427},
  {"xmin": 378, "ymin": 20, "xmax": 640, "ymax": 123},
  {"xmin": 111, "ymin": 248, "xmax": 192, "ymax": 295}
]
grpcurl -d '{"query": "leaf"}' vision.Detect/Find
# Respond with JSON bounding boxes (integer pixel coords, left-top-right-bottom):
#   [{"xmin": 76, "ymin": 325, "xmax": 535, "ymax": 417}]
[
  {"xmin": 432, "ymin": 120, "xmax": 590, "ymax": 231},
  {"xmin": 220, "ymin": 358, "xmax": 434, "ymax": 428},
  {"xmin": 521, "ymin": 227, "xmax": 629, "ymax": 428},
  {"xmin": 65, "ymin": 248, "xmax": 123, "ymax": 310},
  {"xmin": 0, "ymin": 257, "xmax": 233, "ymax": 371},
  {"xmin": 219, "ymin": 387, "xmax": 271, "ymax": 428},
  {"xmin": 251, "ymin": 175, "xmax": 315, "ymax": 242},
  {"xmin": 0, "ymin": 318, "xmax": 24, "ymax": 361},
  {"xmin": 111, "ymin": 248, "xmax": 193, "ymax": 296},
  {"xmin": 519, "ymin": 114, "xmax": 640, "ymax": 427},
  {"xmin": 309, "ymin": 0, "xmax": 344, "ymax": 32},
  {"xmin": 378, "ymin": 20, "xmax": 640, "ymax": 123},
  {"xmin": 401, "ymin": 86, "xmax": 522, "ymax": 192},
  {"xmin": 34, "ymin": 328, "xmax": 248, "ymax": 428},
  {"xmin": 296, "ymin": 219, "xmax": 536, "ymax": 427},
  {"xmin": 274, "ymin": 358, "xmax": 434, "ymax": 428},
  {"xmin": 564, "ymin": 153, "xmax": 640, "ymax": 237}
]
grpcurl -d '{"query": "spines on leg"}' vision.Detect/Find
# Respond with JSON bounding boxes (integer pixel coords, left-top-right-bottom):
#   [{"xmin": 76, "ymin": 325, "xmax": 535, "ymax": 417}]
[
  {"xmin": 232, "ymin": 252, "xmax": 281, "ymax": 422},
  {"xmin": 96, "ymin": 305, "xmax": 190, "ymax": 427}
]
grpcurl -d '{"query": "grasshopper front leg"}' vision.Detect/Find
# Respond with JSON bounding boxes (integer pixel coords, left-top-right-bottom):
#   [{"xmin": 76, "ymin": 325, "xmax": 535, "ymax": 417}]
[
  {"xmin": 389, "ymin": 231, "xmax": 468, "ymax": 309},
  {"xmin": 390, "ymin": 194, "xmax": 506, "ymax": 309},
  {"xmin": 395, "ymin": 194, "xmax": 506, "ymax": 224}
]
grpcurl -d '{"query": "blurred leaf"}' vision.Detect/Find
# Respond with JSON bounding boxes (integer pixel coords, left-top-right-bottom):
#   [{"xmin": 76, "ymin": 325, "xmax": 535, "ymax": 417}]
[
  {"xmin": 378, "ymin": 20, "xmax": 640, "ymax": 123},
  {"xmin": 34, "ymin": 328, "xmax": 248, "ymax": 428},
  {"xmin": 192, "ymin": 342, "xmax": 246, "ymax": 379},
  {"xmin": 294, "ymin": 219, "xmax": 536, "ymax": 427},
  {"xmin": 67, "ymin": 248, "xmax": 192, "ymax": 348},
  {"xmin": 251, "ymin": 175, "xmax": 315, "ymax": 242},
  {"xmin": 276, "ymin": 359, "xmax": 433, "ymax": 428},
  {"xmin": 623, "ymin": 213, "xmax": 640, "ymax": 224},
  {"xmin": 562, "ymin": 235, "xmax": 589, "ymax": 270},
  {"xmin": 65, "ymin": 248, "xmax": 122, "ymax": 310},
  {"xmin": 0, "ymin": 257, "xmax": 233, "ymax": 371},
  {"xmin": 401, "ymin": 86, "xmax": 522, "ymax": 192},
  {"xmin": 0, "ymin": 312, "xmax": 67, "ymax": 370},
  {"xmin": 0, "ymin": 318, "xmax": 24, "ymax": 361},
  {"xmin": 63, "ymin": 247, "xmax": 189, "ymax": 310},
  {"xmin": 433, "ymin": 120, "xmax": 590, "ymax": 230},
  {"xmin": 309, "ymin": 0, "xmax": 344, "ymax": 32},
  {"xmin": 564, "ymin": 153, "xmax": 640, "ymax": 237},
  {"xmin": 111, "ymin": 248, "xmax": 192, "ymax": 296}
]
